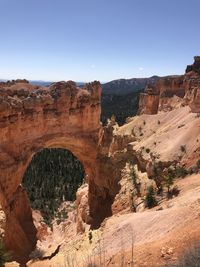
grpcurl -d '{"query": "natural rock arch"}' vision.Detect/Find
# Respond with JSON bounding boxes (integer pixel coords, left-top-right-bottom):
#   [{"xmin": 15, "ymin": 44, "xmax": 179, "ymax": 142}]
[{"xmin": 0, "ymin": 80, "xmax": 110, "ymax": 263}]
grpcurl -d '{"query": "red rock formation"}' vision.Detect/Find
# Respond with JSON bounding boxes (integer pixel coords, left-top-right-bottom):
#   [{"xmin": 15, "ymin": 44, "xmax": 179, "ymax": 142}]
[
  {"xmin": 138, "ymin": 93, "xmax": 159, "ymax": 115},
  {"xmin": 138, "ymin": 57, "xmax": 200, "ymax": 114},
  {"xmin": 0, "ymin": 80, "xmax": 103, "ymax": 263}
]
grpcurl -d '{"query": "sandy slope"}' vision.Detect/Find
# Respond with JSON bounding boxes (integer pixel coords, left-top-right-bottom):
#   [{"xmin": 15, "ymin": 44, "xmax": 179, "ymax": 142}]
[
  {"xmin": 100, "ymin": 174, "xmax": 200, "ymax": 266},
  {"xmin": 28, "ymin": 173, "xmax": 200, "ymax": 267},
  {"xmin": 119, "ymin": 106, "xmax": 200, "ymax": 166}
]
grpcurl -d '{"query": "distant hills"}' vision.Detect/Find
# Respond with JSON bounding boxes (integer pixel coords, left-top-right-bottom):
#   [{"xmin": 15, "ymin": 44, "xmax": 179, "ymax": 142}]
[
  {"xmin": 0, "ymin": 79, "xmax": 85, "ymax": 87},
  {"xmin": 1, "ymin": 76, "xmax": 161, "ymax": 95},
  {"xmin": 29, "ymin": 76, "xmax": 161, "ymax": 96},
  {"xmin": 29, "ymin": 80, "xmax": 85, "ymax": 87},
  {"xmin": 102, "ymin": 76, "xmax": 161, "ymax": 95}
]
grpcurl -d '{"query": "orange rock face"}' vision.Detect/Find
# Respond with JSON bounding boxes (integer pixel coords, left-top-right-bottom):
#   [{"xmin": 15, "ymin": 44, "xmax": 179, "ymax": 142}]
[
  {"xmin": 0, "ymin": 80, "xmax": 103, "ymax": 262},
  {"xmin": 138, "ymin": 57, "xmax": 200, "ymax": 114},
  {"xmin": 138, "ymin": 93, "xmax": 159, "ymax": 114}
]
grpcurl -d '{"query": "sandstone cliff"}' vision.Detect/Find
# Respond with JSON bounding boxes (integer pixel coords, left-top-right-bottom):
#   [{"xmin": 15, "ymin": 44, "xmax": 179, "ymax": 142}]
[
  {"xmin": 138, "ymin": 56, "xmax": 200, "ymax": 114},
  {"xmin": 0, "ymin": 80, "xmax": 102, "ymax": 263}
]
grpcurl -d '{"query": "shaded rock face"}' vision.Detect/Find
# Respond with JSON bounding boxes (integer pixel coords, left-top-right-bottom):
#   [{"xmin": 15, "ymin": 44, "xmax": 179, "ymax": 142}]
[
  {"xmin": 137, "ymin": 93, "xmax": 159, "ymax": 115},
  {"xmin": 186, "ymin": 56, "xmax": 200, "ymax": 74},
  {"xmin": 138, "ymin": 57, "xmax": 200, "ymax": 114},
  {"xmin": 0, "ymin": 80, "xmax": 107, "ymax": 262}
]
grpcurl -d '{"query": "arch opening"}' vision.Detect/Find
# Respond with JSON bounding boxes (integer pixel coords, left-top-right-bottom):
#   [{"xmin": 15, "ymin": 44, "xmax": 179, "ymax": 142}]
[
  {"xmin": 22, "ymin": 148, "xmax": 85, "ymax": 226},
  {"xmin": 7, "ymin": 148, "xmax": 86, "ymax": 265}
]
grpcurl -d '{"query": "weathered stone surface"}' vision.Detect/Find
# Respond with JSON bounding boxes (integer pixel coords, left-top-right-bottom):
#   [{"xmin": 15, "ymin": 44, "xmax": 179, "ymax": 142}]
[
  {"xmin": 190, "ymin": 87, "xmax": 200, "ymax": 112},
  {"xmin": 186, "ymin": 56, "xmax": 200, "ymax": 74},
  {"xmin": 138, "ymin": 57, "xmax": 200, "ymax": 114},
  {"xmin": 138, "ymin": 93, "xmax": 159, "ymax": 114},
  {"xmin": 0, "ymin": 80, "xmax": 104, "ymax": 263}
]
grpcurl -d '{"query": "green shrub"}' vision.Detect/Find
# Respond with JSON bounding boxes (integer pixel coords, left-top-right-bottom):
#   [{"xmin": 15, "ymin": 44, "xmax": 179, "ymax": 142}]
[
  {"xmin": 129, "ymin": 165, "xmax": 140, "ymax": 196},
  {"xmin": 164, "ymin": 168, "xmax": 174, "ymax": 196},
  {"xmin": 145, "ymin": 186, "xmax": 157, "ymax": 208},
  {"xmin": 30, "ymin": 247, "xmax": 44, "ymax": 259},
  {"xmin": 164, "ymin": 242, "xmax": 200, "ymax": 267},
  {"xmin": 0, "ymin": 240, "xmax": 12, "ymax": 265},
  {"xmin": 175, "ymin": 166, "xmax": 188, "ymax": 178},
  {"xmin": 180, "ymin": 145, "xmax": 186, "ymax": 153},
  {"xmin": 88, "ymin": 231, "xmax": 93, "ymax": 244},
  {"xmin": 146, "ymin": 148, "xmax": 150, "ymax": 153},
  {"xmin": 152, "ymin": 164, "xmax": 162, "ymax": 191}
]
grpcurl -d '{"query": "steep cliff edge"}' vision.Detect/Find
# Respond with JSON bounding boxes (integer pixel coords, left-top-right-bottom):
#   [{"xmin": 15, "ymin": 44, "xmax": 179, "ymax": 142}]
[
  {"xmin": 138, "ymin": 56, "xmax": 200, "ymax": 114},
  {"xmin": 0, "ymin": 80, "xmax": 103, "ymax": 264}
]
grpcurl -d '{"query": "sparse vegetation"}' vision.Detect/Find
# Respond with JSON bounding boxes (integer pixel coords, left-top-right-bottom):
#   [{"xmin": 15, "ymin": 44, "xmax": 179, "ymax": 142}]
[
  {"xmin": 180, "ymin": 145, "xmax": 186, "ymax": 153},
  {"xmin": 177, "ymin": 241, "xmax": 200, "ymax": 267},
  {"xmin": 196, "ymin": 112, "xmax": 200, "ymax": 118},
  {"xmin": 175, "ymin": 166, "xmax": 188, "ymax": 178},
  {"xmin": 110, "ymin": 114, "xmax": 116, "ymax": 123},
  {"xmin": 129, "ymin": 164, "xmax": 140, "ymax": 196},
  {"xmin": 129, "ymin": 191, "xmax": 137, "ymax": 212},
  {"xmin": 56, "ymin": 209, "xmax": 68, "ymax": 225},
  {"xmin": 145, "ymin": 185, "xmax": 157, "ymax": 208},
  {"xmin": 166, "ymin": 241, "xmax": 200, "ymax": 267},
  {"xmin": 145, "ymin": 148, "xmax": 150, "ymax": 153},
  {"xmin": 177, "ymin": 124, "xmax": 185, "ymax": 128},
  {"xmin": 164, "ymin": 168, "xmax": 174, "ymax": 196},
  {"xmin": 169, "ymin": 185, "xmax": 180, "ymax": 198},
  {"xmin": 88, "ymin": 231, "xmax": 93, "ymax": 244},
  {"xmin": 30, "ymin": 247, "xmax": 45, "ymax": 260},
  {"xmin": 0, "ymin": 239, "xmax": 12, "ymax": 265},
  {"xmin": 197, "ymin": 159, "xmax": 200, "ymax": 170},
  {"xmin": 152, "ymin": 164, "xmax": 162, "ymax": 191}
]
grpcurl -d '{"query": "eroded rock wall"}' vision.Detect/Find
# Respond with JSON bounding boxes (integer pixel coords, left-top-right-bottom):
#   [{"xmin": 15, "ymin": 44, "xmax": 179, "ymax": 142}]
[
  {"xmin": 0, "ymin": 80, "xmax": 103, "ymax": 262},
  {"xmin": 138, "ymin": 57, "xmax": 200, "ymax": 114}
]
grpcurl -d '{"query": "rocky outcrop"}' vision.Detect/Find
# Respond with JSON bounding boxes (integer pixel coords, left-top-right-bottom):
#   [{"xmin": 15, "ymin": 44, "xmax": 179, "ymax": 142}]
[
  {"xmin": 186, "ymin": 56, "xmax": 200, "ymax": 74},
  {"xmin": 0, "ymin": 80, "xmax": 103, "ymax": 262},
  {"xmin": 138, "ymin": 57, "xmax": 200, "ymax": 114},
  {"xmin": 138, "ymin": 93, "xmax": 159, "ymax": 115},
  {"xmin": 184, "ymin": 69, "xmax": 200, "ymax": 113},
  {"xmin": 189, "ymin": 87, "xmax": 200, "ymax": 112}
]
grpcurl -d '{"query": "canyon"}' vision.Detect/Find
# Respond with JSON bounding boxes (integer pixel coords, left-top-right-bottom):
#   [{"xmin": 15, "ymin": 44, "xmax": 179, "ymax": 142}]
[{"xmin": 0, "ymin": 57, "xmax": 200, "ymax": 266}]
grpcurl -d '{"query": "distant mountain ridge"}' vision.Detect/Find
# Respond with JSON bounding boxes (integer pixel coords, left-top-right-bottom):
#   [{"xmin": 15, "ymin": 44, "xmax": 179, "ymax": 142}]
[
  {"xmin": 29, "ymin": 80, "xmax": 85, "ymax": 87},
  {"xmin": 0, "ymin": 79, "xmax": 85, "ymax": 87},
  {"xmin": 102, "ymin": 75, "xmax": 182, "ymax": 95},
  {"xmin": 102, "ymin": 76, "xmax": 160, "ymax": 95}
]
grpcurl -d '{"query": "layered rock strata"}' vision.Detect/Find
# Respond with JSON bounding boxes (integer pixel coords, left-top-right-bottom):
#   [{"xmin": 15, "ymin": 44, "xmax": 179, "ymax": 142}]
[
  {"xmin": 138, "ymin": 56, "xmax": 200, "ymax": 114},
  {"xmin": 0, "ymin": 80, "xmax": 103, "ymax": 262}
]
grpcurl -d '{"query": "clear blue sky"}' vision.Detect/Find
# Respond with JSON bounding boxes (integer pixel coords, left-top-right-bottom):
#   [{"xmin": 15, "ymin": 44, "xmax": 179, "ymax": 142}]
[{"xmin": 0, "ymin": 0, "xmax": 200, "ymax": 82}]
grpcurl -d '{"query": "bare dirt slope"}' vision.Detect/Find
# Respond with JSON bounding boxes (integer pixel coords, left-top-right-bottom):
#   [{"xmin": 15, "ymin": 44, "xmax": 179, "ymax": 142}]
[{"xmin": 120, "ymin": 106, "xmax": 200, "ymax": 167}]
